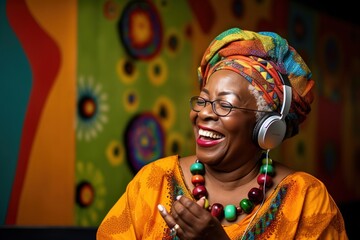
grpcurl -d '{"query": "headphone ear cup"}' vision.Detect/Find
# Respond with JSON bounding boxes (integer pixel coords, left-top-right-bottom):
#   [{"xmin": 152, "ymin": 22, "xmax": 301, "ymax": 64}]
[
  {"xmin": 253, "ymin": 112, "xmax": 287, "ymax": 150},
  {"xmin": 252, "ymin": 113, "xmax": 273, "ymax": 147}
]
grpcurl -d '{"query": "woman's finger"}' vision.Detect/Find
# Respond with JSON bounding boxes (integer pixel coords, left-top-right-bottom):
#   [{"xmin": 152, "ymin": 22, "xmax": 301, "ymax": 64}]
[
  {"xmin": 173, "ymin": 196, "xmax": 210, "ymax": 229},
  {"xmin": 158, "ymin": 204, "xmax": 183, "ymax": 228},
  {"xmin": 178, "ymin": 196, "xmax": 207, "ymax": 216},
  {"xmin": 196, "ymin": 196, "xmax": 206, "ymax": 208},
  {"xmin": 157, "ymin": 204, "xmax": 175, "ymax": 225},
  {"xmin": 158, "ymin": 204, "xmax": 184, "ymax": 237}
]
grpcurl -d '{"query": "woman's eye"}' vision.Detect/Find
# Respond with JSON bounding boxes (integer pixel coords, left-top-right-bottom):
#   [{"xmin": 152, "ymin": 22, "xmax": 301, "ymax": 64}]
[
  {"xmin": 197, "ymin": 99, "xmax": 206, "ymax": 106},
  {"xmin": 219, "ymin": 102, "xmax": 232, "ymax": 109}
]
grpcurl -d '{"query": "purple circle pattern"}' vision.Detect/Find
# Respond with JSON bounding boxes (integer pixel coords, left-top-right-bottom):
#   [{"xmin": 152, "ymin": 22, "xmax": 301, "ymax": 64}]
[
  {"xmin": 118, "ymin": 0, "xmax": 163, "ymax": 60},
  {"xmin": 125, "ymin": 112, "xmax": 165, "ymax": 173}
]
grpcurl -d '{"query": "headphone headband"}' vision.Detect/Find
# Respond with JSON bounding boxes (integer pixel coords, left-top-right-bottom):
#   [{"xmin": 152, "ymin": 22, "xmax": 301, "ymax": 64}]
[{"xmin": 278, "ymin": 73, "xmax": 292, "ymax": 120}]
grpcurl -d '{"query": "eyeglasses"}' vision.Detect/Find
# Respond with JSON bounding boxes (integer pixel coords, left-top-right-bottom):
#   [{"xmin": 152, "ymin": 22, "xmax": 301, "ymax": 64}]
[{"xmin": 189, "ymin": 96, "xmax": 271, "ymax": 117}]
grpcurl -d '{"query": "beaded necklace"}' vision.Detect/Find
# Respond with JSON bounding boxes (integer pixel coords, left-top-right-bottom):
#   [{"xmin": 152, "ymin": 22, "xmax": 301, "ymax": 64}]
[{"xmin": 190, "ymin": 155, "xmax": 275, "ymax": 222}]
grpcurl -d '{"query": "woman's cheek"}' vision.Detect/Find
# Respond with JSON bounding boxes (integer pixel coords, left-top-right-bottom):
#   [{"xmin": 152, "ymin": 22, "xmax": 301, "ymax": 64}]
[{"xmin": 189, "ymin": 110, "xmax": 197, "ymax": 124}]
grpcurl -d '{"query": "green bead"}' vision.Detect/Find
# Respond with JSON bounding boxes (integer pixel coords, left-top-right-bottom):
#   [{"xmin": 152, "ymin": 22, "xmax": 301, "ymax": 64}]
[
  {"xmin": 262, "ymin": 157, "xmax": 273, "ymax": 165},
  {"xmin": 240, "ymin": 199, "xmax": 254, "ymax": 214},
  {"xmin": 224, "ymin": 205, "xmax": 237, "ymax": 221},
  {"xmin": 190, "ymin": 162, "xmax": 205, "ymax": 175},
  {"xmin": 260, "ymin": 164, "xmax": 275, "ymax": 176}
]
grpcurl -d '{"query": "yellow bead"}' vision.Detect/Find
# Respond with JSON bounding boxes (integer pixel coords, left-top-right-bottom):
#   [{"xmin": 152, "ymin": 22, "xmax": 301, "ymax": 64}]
[
  {"xmin": 262, "ymin": 157, "xmax": 273, "ymax": 165},
  {"xmin": 203, "ymin": 198, "xmax": 210, "ymax": 209}
]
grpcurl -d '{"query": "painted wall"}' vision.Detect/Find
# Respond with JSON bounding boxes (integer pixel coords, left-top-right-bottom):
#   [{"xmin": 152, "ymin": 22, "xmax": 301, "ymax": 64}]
[{"xmin": 0, "ymin": 0, "xmax": 359, "ymax": 227}]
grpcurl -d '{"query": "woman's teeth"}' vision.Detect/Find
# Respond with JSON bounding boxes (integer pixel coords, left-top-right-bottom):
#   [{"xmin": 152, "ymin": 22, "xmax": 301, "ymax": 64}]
[{"xmin": 199, "ymin": 129, "xmax": 223, "ymax": 139}]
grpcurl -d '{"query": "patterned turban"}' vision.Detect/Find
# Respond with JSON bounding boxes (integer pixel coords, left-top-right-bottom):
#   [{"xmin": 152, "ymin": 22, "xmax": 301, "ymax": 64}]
[{"xmin": 197, "ymin": 27, "xmax": 315, "ymax": 138}]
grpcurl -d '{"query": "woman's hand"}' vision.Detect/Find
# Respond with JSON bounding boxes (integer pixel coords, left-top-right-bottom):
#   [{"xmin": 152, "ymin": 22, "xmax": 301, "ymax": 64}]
[{"xmin": 158, "ymin": 195, "xmax": 230, "ymax": 240}]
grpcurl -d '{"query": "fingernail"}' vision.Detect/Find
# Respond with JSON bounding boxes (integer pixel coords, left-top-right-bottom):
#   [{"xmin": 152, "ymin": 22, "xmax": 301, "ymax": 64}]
[
  {"xmin": 157, "ymin": 204, "xmax": 165, "ymax": 212},
  {"xmin": 176, "ymin": 195, "xmax": 182, "ymax": 201}
]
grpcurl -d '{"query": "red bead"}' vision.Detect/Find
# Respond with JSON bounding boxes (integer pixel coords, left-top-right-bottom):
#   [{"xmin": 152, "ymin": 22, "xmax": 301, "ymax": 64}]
[
  {"xmin": 191, "ymin": 175, "xmax": 205, "ymax": 186},
  {"xmin": 210, "ymin": 203, "xmax": 224, "ymax": 220},
  {"xmin": 192, "ymin": 185, "xmax": 208, "ymax": 200},
  {"xmin": 257, "ymin": 174, "xmax": 273, "ymax": 188},
  {"xmin": 236, "ymin": 206, "xmax": 243, "ymax": 215},
  {"xmin": 248, "ymin": 187, "xmax": 264, "ymax": 204}
]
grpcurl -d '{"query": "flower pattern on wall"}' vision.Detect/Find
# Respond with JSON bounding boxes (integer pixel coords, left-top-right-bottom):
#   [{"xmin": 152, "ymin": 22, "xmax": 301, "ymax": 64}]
[
  {"xmin": 76, "ymin": 161, "xmax": 107, "ymax": 226},
  {"xmin": 76, "ymin": 75, "xmax": 109, "ymax": 141}
]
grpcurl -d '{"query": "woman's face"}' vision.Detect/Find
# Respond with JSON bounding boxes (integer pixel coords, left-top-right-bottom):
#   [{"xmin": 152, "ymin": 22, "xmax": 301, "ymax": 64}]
[{"xmin": 190, "ymin": 69, "xmax": 259, "ymax": 169}]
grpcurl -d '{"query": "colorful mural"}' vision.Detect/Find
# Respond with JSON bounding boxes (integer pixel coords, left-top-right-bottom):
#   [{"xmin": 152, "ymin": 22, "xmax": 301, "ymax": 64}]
[
  {"xmin": 0, "ymin": 0, "xmax": 359, "ymax": 227},
  {"xmin": 1, "ymin": 0, "xmax": 76, "ymax": 225}
]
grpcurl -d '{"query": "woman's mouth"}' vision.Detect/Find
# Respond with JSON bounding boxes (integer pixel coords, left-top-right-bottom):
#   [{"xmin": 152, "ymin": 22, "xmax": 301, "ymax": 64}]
[
  {"xmin": 199, "ymin": 129, "xmax": 223, "ymax": 139},
  {"xmin": 197, "ymin": 129, "xmax": 224, "ymax": 147}
]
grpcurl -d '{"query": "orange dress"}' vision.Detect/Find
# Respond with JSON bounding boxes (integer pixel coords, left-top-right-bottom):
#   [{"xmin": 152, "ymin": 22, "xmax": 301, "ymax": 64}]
[{"xmin": 97, "ymin": 155, "xmax": 348, "ymax": 239}]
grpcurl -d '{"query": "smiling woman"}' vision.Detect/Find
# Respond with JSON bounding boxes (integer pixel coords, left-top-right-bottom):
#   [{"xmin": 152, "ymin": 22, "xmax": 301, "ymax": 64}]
[{"xmin": 96, "ymin": 27, "xmax": 348, "ymax": 240}]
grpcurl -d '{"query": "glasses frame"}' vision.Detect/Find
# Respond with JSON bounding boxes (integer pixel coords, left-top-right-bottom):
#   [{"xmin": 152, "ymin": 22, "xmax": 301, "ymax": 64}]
[{"xmin": 189, "ymin": 96, "xmax": 272, "ymax": 117}]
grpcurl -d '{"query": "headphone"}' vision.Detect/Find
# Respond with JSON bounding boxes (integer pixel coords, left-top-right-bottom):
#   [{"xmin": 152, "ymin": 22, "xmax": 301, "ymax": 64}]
[{"xmin": 252, "ymin": 73, "xmax": 292, "ymax": 150}]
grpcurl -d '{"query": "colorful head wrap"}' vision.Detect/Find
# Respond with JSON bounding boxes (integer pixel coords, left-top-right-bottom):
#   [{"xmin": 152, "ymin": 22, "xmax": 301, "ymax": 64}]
[{"xmin": 197, "ymin": 28, "xmax": 315, "ymax": 138}]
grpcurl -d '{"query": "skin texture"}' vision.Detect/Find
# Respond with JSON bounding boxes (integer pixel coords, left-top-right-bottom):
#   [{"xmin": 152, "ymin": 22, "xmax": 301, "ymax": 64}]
[{"xmin": 158, "ymin": 69, "xmax": 294, "ymax": 239}]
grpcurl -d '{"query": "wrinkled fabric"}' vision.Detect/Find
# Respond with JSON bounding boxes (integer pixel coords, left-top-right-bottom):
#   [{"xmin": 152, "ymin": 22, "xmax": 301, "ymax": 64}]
[
  {"xmin": 97, "ymin": 155, "xmax": 348, "ymax": 240},
  {"xmin": 209, "ymin": 56, "xmax": 285, "ymax": 111},
  {"xmin": 198, "ymin": 28, "xmax": 315, "ymax": 138}
]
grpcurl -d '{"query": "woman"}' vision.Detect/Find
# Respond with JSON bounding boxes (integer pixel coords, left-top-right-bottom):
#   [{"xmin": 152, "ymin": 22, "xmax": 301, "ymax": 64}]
[{"xmin": 96, "ymin": 28, "xmax": 348, "ymax": 239}]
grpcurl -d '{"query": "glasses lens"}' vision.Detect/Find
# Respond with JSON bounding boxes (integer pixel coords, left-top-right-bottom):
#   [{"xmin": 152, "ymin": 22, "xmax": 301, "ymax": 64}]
[
  {"xmin": 190, "ymin": 96, "xmax": 205, "ymax": 112},
  {"xmin": 190, "ymin": 97, "xmax": 234, "ymax": 116},
  {"xmin": 214, "ymin": 100, "xmax": 232, "ymax": 116}
]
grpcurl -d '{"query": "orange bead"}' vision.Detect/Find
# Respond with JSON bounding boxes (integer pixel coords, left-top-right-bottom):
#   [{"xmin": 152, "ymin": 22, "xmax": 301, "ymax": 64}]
[{"xmin": 191, "ymin": 174, "xmax": 205, "ymax": 186}]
